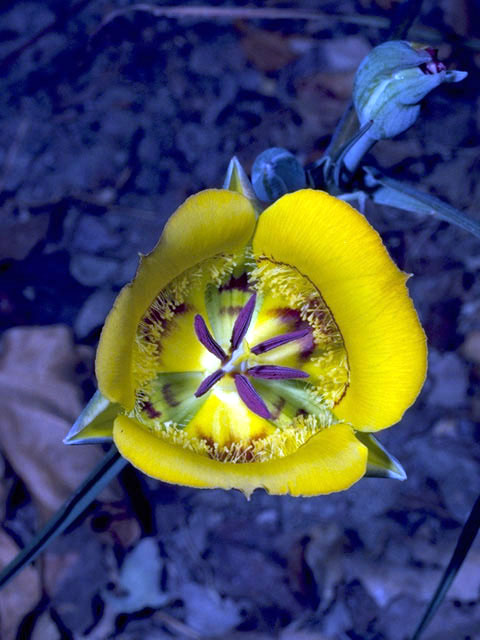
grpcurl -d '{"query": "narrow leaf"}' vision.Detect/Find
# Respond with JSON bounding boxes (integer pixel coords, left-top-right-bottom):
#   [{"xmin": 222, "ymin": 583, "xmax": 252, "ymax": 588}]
[
  {"xmin": 364, "ymin": 166, "xmax": 480, "ymax": 239},
  {"xmin": 0, "ymin": 447, "xmax": 127, "ymax": 591},
  {"xmin": 411, "ymin": 493, "xmax": 480, "ymax": 639}
]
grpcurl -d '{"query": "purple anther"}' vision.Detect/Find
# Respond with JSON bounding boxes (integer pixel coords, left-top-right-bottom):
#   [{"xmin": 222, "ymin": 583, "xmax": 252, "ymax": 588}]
[
  {"xmin": 194, "ymin": 314, "xmax": 227, "ymax": 361},
  {"xmin": 248, "ymin": 365, "xmax": 309, "ymax": 380},
  {"xmin": 231, "ymin": 293, "xmax": 257, "ymax": 351},
  {"xmin": 234, "ymin": 374, "xmax": 271, "ymax": 419},
  {"xmin": 194, "ymin": 369, "xmax": 225, "ymax": 397},
  {"xmin": 251, "ymin": 328, "xmax": 310, "ymax": 355}
]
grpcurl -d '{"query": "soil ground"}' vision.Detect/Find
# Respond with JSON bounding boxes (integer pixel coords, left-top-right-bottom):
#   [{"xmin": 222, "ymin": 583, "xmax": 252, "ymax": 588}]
[{"xmin": 1, "ymin": 1, "xmax": 480, "ymax": 639}]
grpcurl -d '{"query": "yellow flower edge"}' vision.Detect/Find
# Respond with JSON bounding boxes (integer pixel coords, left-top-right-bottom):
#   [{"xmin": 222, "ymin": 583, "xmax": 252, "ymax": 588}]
[
  {"xmin": 96, "ymin": 189, "xmax": 257, "ymax": 411},
  {"xmin": 253, "ymin": 189, "xmax": 427, "ymax": 432},
  {"xmin": 113, "ymin": 415, "xmax": 368, "ymax": 497}
]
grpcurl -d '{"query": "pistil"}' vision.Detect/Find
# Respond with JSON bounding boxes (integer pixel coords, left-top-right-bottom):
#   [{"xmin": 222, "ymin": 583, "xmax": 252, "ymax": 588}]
[{"xmin": 193, "ymin": 291, "xmax": 310, "ymax": 417}]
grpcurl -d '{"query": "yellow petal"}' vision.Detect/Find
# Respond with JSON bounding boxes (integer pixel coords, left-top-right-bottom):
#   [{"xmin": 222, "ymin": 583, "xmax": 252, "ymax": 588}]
[
  {"xmin": 186, "ymin": 387, "xmax": 274, "ymax": 448},
  {"xmin": 96, "ymin": 190, "xmax": 256, "ymax": 410},
  {"xmin": 152, "ymin": 304, "xmax": 207, "ymax": 373},
  {"xmin": 252, "ymin": 189, "xmax": 426, "ymax": 431},
  {"xmin": 113, "ymin": 415, "xmax": 367, "ymax": 496}
]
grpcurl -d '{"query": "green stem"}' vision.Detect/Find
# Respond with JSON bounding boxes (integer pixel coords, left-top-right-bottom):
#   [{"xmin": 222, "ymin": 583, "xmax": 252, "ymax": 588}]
[
  {"xmin": 411, "ymin": 494, "xmax": 480, "ymax": 639},
  {"xmin": 0, "ymin": 447, "xmax": 127, "ymax": 590},
  {"xmin": 387, "ymin": 0, "xmax": 423, "ymax": 40},
  {"xmin": 324, "ymin": 102, "xmax": 358, "ymax": 166},
  {"xmin": 321, "ymin": 0, "xmax": 425, "ymax": 191},
  {"xmin": 336, "ymin": 122, "xmax": 376, "ymax": 179}
]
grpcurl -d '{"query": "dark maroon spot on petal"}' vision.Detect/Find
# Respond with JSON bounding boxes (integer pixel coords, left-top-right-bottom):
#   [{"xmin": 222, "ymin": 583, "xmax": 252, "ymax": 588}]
[
  {"xmin": 219, "ymin": 273, "xmax": 251, "ymax": 292},
  {"xmin": 231, "ymin": 293, "xmax": 257, "ymax": 350},
  {"xmin": 143, "ymin": 302, "xmax": 191, "ymax": 341},
  {"xmin": 162, "ymin": 383, "xmax": 180, "ymax": 407},
  {"xmin": 298, "ymin": 332, "xmax": 316, "ymax": 361},
  {"xmin": 248, "ymin": 365, "xmax": 309, "ymax": 380},
  {"xmin": 148, "ymin": 307, "xmax": 163, "ymax": 324},
  {"xmin": 234, "ymin": 374, "xmax": 271, "ymax": 419},
  {"xmin": 270, "ymin": 396, "xmax": 286, "ymax": 420},
  {"xmin": 142, "ymin": 401, "xmax": 162, "ymax": 419},
  {"xmin": 174, "ymin": 302, "xmax": 189, "ymax": 315},
  {"xmin": 251, "ymin": 328, "xmax": 310, "ymax": 355},
  {"xmin": 194, "ymin": 369, "xmax": 225, "ymax": 397},
  {"xmin": 194, "ymin": 314, "xmax": 227, "ymax": 361},
  {"xmin": 220, "ymin": 305, "xmax": 244, "ymax": 316},
  {"xmin": 270, "ymin": 307, "xmax": 302, "ymax": 328}
]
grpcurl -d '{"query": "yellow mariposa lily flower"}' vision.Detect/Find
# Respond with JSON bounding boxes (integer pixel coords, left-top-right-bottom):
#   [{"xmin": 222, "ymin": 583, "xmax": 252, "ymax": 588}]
[{"xmin": 86, "ymin": 186, "xmax": 426, "ymax": 497}]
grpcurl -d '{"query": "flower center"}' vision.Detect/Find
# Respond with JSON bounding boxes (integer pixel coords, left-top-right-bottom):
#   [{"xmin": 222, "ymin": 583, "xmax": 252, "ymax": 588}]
[
  {"xmin": 131, "ymin": 251, "xmax": 350, "ymax": 462},
  {"xmin": 193, "ymin": 292, "xmax": 310, "ymax": 419}
]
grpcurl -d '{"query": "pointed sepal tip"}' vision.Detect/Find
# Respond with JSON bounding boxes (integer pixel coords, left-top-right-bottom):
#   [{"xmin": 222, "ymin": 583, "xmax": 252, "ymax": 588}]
[
  {"xmin": 64, "ymin": 390, "xmax": 118, "ymax": 445},
  {"xmin": 223, "ymin": 156, "xmax": 262, "ymax": 214},
  {"xmin": 356, "ymin": 431, "xmax": 407, "ymax": 481}
]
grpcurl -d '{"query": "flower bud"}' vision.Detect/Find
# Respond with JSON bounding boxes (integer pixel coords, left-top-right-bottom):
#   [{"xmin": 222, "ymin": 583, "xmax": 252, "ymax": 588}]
[
  {"xmin": 252, "ymin": 148, "xmax": 306, "ymax": 203},
  {"xmin": 353, "ymin": 41, "xmax": 467, "ymax": 140}
]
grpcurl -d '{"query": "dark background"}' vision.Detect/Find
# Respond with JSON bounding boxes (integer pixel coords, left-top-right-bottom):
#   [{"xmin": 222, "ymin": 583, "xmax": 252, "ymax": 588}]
[{"xmin": 1, "ymin": 1, "xmax": 480, "ymax": 639}]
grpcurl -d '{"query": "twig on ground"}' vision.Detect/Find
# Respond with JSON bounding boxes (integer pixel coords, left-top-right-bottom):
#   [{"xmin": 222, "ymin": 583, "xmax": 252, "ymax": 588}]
[
  {"xmin": 93, "ymin": 3, "xmax": 480, "ymax": 51},
  {"xmin": 154, "ymin": 611, "xmax": 201, "ymax": 639}
]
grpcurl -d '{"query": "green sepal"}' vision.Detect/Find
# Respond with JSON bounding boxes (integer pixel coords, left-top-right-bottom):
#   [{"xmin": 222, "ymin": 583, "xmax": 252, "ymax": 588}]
[
  {"xmin": 63, "ymin": 390, "xmax": 119, "ymax": 445},
  {"xmin": 223, "ymin": 156, "xmax": 263, "ymax": 215},
  {"xmin": 356, "ymin": 431, "xmax": 407, "ymax": 480}
]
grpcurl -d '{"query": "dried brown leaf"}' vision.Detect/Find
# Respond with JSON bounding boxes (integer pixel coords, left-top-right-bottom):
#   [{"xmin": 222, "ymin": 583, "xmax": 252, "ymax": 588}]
[
  {"xmin": 30, "ymin": 611, "xmax": 60, "ymax": 640},
  {"xmin": 303, "ymin": 522, "xmax": 345, "ymax": 607},
  {"xmin": 0, "ymin": 212, "xmax": 49, "ymax": 261},
  {"xmin": 0, "ymin": 326, "xmax": 107, "ymax": 518},
  {"xmin": 238, "ymin": 23, "xmax": 299, "ymax": 72},
  {"xmin": 0, "ymin": 529, "xmax": 41, "ymax": 640}
]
